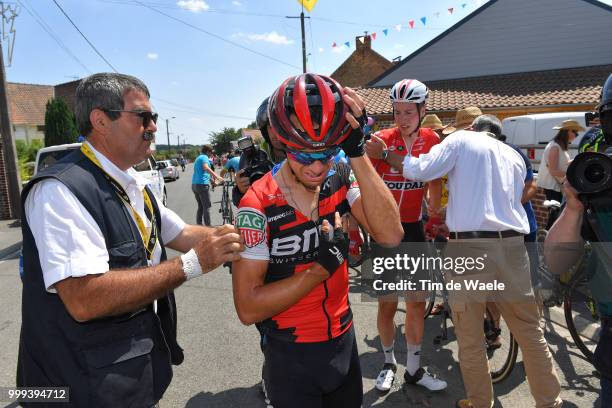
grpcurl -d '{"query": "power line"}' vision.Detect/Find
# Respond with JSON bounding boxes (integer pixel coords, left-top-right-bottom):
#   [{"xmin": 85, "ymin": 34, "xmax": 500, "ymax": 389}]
[
  {"xmin": 131, "ymin": 0, "xmax": 301, "ymax": 70},
  {"xmin": 308, "ymin": 17, "xmax": 315, "ymax": 72},
  {"xmin": 152, "ymin": 97, "xmax": 253, "ymax": 121},
  {"xmin": 51, "ymin": 0, "xmax": 118, "ymax": 72},
  {"xmin": 16, "ymin": 0, "xmax": 91, "ymax": 73}
]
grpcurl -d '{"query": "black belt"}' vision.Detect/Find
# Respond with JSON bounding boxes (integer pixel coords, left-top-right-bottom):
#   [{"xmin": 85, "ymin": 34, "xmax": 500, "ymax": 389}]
[{"xmin": 450, "ymin": 230, "xmax": 524, "ymax": 240}]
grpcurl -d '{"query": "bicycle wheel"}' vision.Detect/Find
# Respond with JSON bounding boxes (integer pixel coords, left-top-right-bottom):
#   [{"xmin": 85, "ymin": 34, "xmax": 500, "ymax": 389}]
[
  {"xmin": 485, "ymin": 309, "xmax": 519, "ymax": 384},
  {"xmin": 564, "ymin": 275, "xmax": 600, "ymax": 363}
]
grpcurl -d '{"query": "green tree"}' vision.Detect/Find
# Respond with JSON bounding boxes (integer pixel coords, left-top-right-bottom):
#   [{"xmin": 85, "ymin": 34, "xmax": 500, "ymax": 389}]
[
  {"xmin": 44, "ymin": 98, "xmax": 78, "ymax": 147},
  {"xmin": 246, "ymin": 121, "xmax": 257, "ymax": 129},
  {"xmin": 209, "ymin": 127, "xmax": 241, "ymax": 156}
]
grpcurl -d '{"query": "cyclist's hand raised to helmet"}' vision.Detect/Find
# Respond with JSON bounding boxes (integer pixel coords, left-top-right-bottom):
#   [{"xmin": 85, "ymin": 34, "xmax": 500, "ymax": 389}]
[
  {"xmin": 235, "ymin": 169, "xmax": 251, "ymax": 194},
  {"xmin": 341, "ymin": 88, "xmax": 369, "ymax": 158},
  {"xmin": 316, "ymin": 212, "xmax": 349, "ymax": 279}
]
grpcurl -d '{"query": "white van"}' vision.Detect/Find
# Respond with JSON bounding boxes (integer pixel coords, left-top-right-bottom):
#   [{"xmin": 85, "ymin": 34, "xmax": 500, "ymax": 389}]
[
  {"xmin": 501, "ymin": 112, "xmax": 591, "ymax": 169},
  {"xmin": 34, "ymin": 143, "xmax": 167, "ymax": 205}
]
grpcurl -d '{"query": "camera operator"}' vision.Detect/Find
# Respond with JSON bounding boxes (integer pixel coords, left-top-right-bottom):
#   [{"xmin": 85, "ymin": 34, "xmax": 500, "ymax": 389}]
[
  {"xmin": 233, "ymin": 97, "xmax": 286, "ymax": 205},
  {"xmin": 544, "ymin": 73, "xmax": 612, "ymax": 406}
]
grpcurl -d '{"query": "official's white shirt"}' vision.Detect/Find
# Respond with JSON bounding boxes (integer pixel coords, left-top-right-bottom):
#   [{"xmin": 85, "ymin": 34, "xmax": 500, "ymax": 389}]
[
  {"xmin": 402, "ymin": 130, "xmax": 529, "ymax": 233},
  {"xmin": 25, "ymin": 142, "xmax": 185, "ymax": 292}
]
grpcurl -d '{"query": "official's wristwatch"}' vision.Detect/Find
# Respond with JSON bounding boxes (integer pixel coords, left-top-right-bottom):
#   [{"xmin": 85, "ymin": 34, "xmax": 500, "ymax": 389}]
[{"xmin": 382, "ymin": 149, "xmax": 389, "ymax": 162}]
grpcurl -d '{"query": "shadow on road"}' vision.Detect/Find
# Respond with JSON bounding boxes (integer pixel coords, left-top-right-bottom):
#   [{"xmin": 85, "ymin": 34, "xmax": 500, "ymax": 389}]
[{"xmin": 185, "ymin": 384, "xmax": 265, "ymax": 408}]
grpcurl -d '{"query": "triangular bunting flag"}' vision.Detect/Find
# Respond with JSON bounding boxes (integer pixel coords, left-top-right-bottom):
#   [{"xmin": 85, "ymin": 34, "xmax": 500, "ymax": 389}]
[
  {"xmin": 448, "ymin": 7, "xmax": 454, "ymax": 14},
  {"xmin": 372, "ymin": 32, "xmax": 377, "ymax": 40},
  {"xmin": 358, "ymin": 36, "xmax": 365, "ymax": 44},
  {"xmin": 420, "ymin": 17, "xmax": 427, "ymax": 26},
  {"xmin": 383, "ymin": 28, "xmax": 389, "ymax": 36},
  {"xmin": 462, "ymin": 3, "xmax": 467, "ymax": 8},
  {"xmin": 395, "ymin": 24, "xmax": 402, "ymax": 32},
  {"xmin": 434, "ymin": 12, "xmax": 440, "ymax": 18},
  {"xmin": 409, "ymin": 20, "xmax": 415, "ymax": 29},
  {"xmin": 332, "ymin": 42, "xmax": 337, "ymax": 47},
  {"xmin": 296, "ymin": 0, "xmax": 318, "ymax": 12},
  {"xmin": 344, "ymin": 41, "xmax": 350, "ymax": 48}
]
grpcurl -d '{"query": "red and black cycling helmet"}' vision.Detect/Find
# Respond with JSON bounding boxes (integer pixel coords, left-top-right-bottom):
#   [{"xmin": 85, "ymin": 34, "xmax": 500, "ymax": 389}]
[{"xmin": 268, "ymin": 73, "xmax": 352, "ymax": 151}]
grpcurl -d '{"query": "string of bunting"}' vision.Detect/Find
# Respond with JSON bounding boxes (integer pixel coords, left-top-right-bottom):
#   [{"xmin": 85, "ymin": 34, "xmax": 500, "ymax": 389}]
[{"xmin": 325, "ymin": 0, "xmax": 482, "ymax": 53}]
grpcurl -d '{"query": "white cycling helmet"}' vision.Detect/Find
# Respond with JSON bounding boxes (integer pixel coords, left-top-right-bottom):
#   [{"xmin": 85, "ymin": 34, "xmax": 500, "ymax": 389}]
[{"xmin": 389, "ymin": 79, "xmax": 429, "ymax": 104}]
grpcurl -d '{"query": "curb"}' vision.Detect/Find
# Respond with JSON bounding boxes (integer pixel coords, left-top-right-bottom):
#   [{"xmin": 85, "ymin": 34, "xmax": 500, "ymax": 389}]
[
  {"xmin": 543, "ymin": 305, "xmax": 599, "ymax": 342},
  {"xmin": 0, "ymin": 242, "xmax": 22, "ymax": 260}
]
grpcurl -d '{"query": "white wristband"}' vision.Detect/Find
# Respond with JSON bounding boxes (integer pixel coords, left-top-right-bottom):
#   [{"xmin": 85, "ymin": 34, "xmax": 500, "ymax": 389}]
[{"xmin": 181, "ymin": 249, "xmax": 203, "ymax": 280}]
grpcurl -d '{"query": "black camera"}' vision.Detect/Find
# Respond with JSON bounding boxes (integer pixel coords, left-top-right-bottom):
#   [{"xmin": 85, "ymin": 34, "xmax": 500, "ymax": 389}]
[
  {"xmin": 585, "ymin": 111, "xmax": 599, "ymax": 126},
  {"xmin": 567, "ymin": 149, "xmax": 612, "ymax": 194},
  {"xmin": 237, "ymin": 136, "xmax": 273, "ymax": 184}
]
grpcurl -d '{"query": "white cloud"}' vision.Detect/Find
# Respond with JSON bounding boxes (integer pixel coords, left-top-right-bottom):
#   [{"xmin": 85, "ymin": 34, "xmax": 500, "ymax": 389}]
[
  {"xmin": 234, "ymin": 31, "xmax": 294, "ymax": 45},
  {"xmin": 318, "ymin": 47, "xmax": 324, "ymax": 53},
  {"xmin": 232, "ymin": 0, "xmax": 242, "ymax": 5},
  {"xmin": 147, "ymin": 52, "xmax": 159, "ymax": 60},
  {"xmin": 331, "ymin": 45, "xmax": 346, "ymax": 53},
  {"xmin": 177, "ymin": 0, "xmax": 209, "ymax": 13},
  {"xmin": 393, "ymin": 43, "xmax": 404, "ymax": 49}
]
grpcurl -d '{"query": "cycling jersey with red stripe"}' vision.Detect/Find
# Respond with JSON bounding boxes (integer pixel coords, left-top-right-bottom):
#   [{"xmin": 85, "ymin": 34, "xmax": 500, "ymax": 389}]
[
  {"xmin": 236, "ymin": 162, "xmax": 360, "ymax": 343},
  {"xmin": 369, "ymin": 127, "xmax": 440, "ymax": 223}
]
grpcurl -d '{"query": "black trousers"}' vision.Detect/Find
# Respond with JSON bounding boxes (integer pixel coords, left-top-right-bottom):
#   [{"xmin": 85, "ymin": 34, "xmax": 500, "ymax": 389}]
[{"xmin": 192, "ymin": 184, "xmax": 211, "ymax": 226}]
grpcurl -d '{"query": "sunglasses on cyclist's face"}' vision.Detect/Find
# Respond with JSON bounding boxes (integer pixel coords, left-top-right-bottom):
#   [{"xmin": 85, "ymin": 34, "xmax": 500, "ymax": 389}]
[
  {"xmin": 103, "ymin": 109, "xmax": 159, "ymax": 128},
  {"xmin": 287, "ymin": 147, "xmax": 340, "ymax": 166}
]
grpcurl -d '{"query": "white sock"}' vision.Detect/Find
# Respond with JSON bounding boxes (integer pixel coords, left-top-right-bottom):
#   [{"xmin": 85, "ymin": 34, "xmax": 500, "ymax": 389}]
[
  {"xmin": 382, "ymin": 340, "xmax": 397, "ymax": 366},
  {"xmin": 406, "ymin": 343, "xmax": 421, "ymax": 376}
]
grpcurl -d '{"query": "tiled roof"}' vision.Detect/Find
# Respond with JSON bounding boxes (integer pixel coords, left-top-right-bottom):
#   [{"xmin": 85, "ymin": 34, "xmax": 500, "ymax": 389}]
[
  {"xmin": 357, "ymin": 65, "xmax": 611, "ymax": 115},
  {"xmin": 7, "ymin": 82, "xmax": 54, "ymax": 125}
]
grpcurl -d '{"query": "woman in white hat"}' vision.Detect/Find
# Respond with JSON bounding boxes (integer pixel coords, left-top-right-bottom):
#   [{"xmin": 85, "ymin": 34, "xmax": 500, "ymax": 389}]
[{"xmin": 537, "ymin": 119, "xmax": 585, "ymax": 227}]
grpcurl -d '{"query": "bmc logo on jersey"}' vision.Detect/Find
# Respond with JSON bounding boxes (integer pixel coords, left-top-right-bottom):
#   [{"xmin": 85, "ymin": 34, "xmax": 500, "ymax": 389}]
[
  {"xmin": 237, "ymin": 208, "xmax": 266, "ymax": 247},
  {"xmin": 271, "ymin": 226, "xmax": 319, "ymax": 256}
]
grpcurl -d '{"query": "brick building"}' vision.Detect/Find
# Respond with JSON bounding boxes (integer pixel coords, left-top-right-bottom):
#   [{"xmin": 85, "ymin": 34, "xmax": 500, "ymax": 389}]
[
  {"xmin": 331, "ymin": 35, "xmax": 394, "ymax": 88},
  {"xmin": 0, "ymin": 79, "xmax": 81, "ymax": 219}
]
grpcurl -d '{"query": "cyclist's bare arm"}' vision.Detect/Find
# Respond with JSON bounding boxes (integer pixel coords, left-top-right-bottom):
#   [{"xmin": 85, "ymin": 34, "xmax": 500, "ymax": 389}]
[
  {"xmin": 543, "ymin": 182, "xmax": 585, "ymax": 275},
  {"xmin": 426, "ymin": 178, "xmax": 442, "ymax": 216},
  {"xmin": 232, "ymin": 258, "xmax": 328, "ymax": 325},
  {"xmin": 347, "ymin": 156, "xmax": 403, "ymax": 247}
]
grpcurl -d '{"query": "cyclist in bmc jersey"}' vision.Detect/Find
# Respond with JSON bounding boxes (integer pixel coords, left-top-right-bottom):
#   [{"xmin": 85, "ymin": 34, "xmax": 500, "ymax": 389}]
[
  {"xmin": 365, "ymin": 79, "xmax": 447, "ymax": 392},
  {"xmin": 232, "ymin": 74, "xmax": 403, "ymax": 408}
]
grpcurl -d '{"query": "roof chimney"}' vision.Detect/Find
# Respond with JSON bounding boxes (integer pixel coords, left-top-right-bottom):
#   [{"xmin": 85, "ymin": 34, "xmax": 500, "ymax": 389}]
[{"xmin": 355, "ymin": 35, "xmax": 371, "ymax": 53}]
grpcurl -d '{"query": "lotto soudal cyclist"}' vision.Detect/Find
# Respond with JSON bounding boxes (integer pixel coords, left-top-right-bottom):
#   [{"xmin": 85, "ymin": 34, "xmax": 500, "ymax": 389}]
[
  {"xmin": 365, "ymin": 78, "xmax": 447, "ymax": 393},
  {"xmin": 232, "ymin": 73, "xmax": 402, "ymax": 408}
]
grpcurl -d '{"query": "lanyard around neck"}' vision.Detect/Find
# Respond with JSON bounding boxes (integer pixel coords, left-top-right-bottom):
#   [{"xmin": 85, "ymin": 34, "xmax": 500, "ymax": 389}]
[{"xmin": 80, "ymin": 144, "xmax": 157, "ymax": 260}]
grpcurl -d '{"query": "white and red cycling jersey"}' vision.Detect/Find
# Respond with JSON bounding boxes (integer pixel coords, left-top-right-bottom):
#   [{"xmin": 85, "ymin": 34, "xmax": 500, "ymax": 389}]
[{"xmin": 369, "ymin": 127, "xmax": 440, "ymax": 223}]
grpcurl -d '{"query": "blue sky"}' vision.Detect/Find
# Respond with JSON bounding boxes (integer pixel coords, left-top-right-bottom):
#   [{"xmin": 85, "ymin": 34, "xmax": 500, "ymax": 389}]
[{"xmin": 5, "ymin": 0, "xmax": 612, "ymax": 144}]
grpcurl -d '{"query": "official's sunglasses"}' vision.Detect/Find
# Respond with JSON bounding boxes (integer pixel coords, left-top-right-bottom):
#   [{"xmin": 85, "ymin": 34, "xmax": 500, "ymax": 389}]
[{"xmin": 103, "ymin": 109, "xmax": 159, "ymax": 128}]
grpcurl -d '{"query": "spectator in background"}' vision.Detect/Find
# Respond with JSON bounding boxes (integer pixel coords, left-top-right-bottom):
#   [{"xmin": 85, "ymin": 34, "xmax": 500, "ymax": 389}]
[
  {"xmin": 537, "ymin": 120, "xmax": 584, "ymax": 227},
  {"xmin": 421, "ymin": 114, "xmax": 446, "ymax": 139},
  {"xmin": 221, "ymin": 149, "xmax": 241, "ymax": 181},
  {"xmin": 192, "ymin": 145, "xmax": 223, "ymax": 226}
]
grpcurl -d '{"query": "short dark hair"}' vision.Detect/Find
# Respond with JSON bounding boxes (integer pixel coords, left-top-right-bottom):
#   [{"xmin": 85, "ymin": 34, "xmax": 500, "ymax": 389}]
[
  {"xmin": 75, "ymin": 73, "xmax": 150, "ymax": 136},
  {"xmin": 201, "ymin": 145, "xmax": 213, "ymax": 154},
  {"xmin": 471, "ymin": 114, "xmax": 502, "ymax": 139}
]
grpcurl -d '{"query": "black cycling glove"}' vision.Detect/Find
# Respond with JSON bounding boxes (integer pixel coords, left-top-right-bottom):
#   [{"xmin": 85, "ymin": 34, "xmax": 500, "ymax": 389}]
[
  {"xmin": 341, "ymin": 109, "xmax": 368, "ymax": 158},
  {"xmin": 317, "ymin": 225, "xmax": 349, "ymax": 276}
]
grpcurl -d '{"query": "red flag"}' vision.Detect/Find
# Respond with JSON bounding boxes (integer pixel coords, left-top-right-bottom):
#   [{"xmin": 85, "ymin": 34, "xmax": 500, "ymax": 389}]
[
  {"xmin": 332, "ymin": 42, "xmax": 337, "ymax": 47},
  {"xmin": 409, "ymin": 20, "xmax": 415, "ymax": 28},
  {"xmin": 448, "ymin": 7, "xmax": 454, "ymax": 14},
  {"xmin": 372, "ymin": 32, "xmax": 377, "ymax": 40}
]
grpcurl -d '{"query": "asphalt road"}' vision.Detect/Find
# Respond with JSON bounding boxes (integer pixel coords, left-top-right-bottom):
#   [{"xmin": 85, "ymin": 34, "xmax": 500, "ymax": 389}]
[{"xmin": 0, "ymin": 163, "xmax": 604, "ymax": 407}]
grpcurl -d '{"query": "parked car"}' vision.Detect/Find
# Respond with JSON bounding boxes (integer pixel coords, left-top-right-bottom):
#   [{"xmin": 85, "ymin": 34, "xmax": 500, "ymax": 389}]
[
  {"xmin": 158, "ymin": 160, "xmax": 180, "ymax": 181},
  {"xmin": 501, "ymin": 112, "xmax": 591, "ymax": 169},
  {"xmin": 34, "ymin": 143, "xmax": 167, "ymax": 205}
]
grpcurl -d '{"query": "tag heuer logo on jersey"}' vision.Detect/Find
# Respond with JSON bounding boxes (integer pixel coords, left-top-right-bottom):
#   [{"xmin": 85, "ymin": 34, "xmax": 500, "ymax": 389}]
[{"xmin": 237, "ymin": 208, "xmax": 266, "ymax": 247}]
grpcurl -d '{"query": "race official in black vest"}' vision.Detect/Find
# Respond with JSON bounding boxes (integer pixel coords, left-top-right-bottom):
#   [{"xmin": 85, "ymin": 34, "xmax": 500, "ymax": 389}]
[{"xmin": 18, "ymin": 73, "xmax": 243, "ymax": 407}]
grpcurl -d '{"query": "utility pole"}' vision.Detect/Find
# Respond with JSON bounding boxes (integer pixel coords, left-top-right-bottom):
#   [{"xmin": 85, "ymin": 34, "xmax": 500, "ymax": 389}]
[
  {"xmin": 0, "ymin": 2, "xmax": 20, "ymax": 220},
  {"xmin": 286, "ymin": 6, "xmax": 310, "ymax": 73},
  {"xmin": 165, "ymin": 116, "xmax": 175, "ymax": 152}
]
